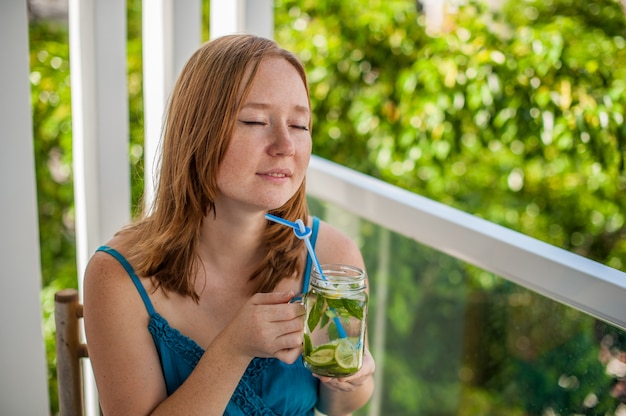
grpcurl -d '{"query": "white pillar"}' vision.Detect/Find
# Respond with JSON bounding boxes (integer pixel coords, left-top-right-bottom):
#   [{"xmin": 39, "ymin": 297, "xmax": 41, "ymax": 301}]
[
  {"xmin": 142, "ymin": 0, "xmax": 202, "ymax": 210},
  {"xmin": 69, "ymin": 0, "xmax": 130, "ymax": 414},
  {"xmin": 69, "ymin": 0, "xmax": 130, "ymax": 288},
  {"xmin": 0, "ymin": 0, "xmax": 50, "ymax": 414},
  {"xmin": 210, "ymin": 0, "xmax": 274, "ymax": 39}
]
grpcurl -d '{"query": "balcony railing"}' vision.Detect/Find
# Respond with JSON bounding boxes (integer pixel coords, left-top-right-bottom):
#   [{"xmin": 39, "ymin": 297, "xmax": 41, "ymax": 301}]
[
  {"xmin": 307, "ymin": 156, "xmax": 626, "ymax": 331},
  {"xmin": 307, "ymin": 156, "xmax": 626, "ymax": 414}
]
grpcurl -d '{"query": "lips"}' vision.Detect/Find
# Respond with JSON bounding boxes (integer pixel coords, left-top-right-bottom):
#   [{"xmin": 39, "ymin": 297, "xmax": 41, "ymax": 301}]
[{"xmin": 258, "ymin": 169, "xmax": 292, "ymax": 178}]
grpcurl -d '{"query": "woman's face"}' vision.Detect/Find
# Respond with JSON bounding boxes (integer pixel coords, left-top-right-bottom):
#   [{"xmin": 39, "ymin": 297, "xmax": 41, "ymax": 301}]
[{"xmin": 215, "ymin": 57, "xmax": 312, "ymax": 214}]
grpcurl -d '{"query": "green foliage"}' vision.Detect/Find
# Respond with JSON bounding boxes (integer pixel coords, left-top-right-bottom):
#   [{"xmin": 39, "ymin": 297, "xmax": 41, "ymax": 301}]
[
  {"xmin": 29, "ymin": 21, "xmax": 75, "ymax": 290},
  {"xmin": 275, "ymin": 0, "xmax": 626, "ymax": 271},
  {"xmin": 127, "ymin": 0, "xmax": 146, "ymax": 215}
]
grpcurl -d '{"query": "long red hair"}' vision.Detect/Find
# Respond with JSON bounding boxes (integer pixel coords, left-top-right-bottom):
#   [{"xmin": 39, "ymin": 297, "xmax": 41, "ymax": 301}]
[{"xmin": 121, "ymin": 34, "xmax": 311, "ymax": 300}]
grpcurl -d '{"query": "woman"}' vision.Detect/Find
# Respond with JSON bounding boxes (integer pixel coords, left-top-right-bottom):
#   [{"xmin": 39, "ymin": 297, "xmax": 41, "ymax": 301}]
[{"xmin": 84, "ymin": 34, "xmax": 375, "ymax": 415}]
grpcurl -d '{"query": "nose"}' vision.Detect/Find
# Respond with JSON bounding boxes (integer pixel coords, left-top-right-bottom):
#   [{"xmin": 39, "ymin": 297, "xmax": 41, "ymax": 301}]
[{"xmin": 269, "ymin": 125, "xmax": 295, "ymax": 156}]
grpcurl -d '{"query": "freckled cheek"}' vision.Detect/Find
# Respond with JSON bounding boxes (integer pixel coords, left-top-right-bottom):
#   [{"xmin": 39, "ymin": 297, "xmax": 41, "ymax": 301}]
[
  {"xmin": 298, "ymin": 142, "xmax": 312, "ymax": 167},
  {"xmin": 215, "ymin": 156, "xmax": 248, "ymax": 191},
  {"xmin": 219, "ymin": 145, "xmax": 255, "ymax": 176},
  {"xmin": 297, "ymin": 139, "xmax": 312, "ymax": 161}
]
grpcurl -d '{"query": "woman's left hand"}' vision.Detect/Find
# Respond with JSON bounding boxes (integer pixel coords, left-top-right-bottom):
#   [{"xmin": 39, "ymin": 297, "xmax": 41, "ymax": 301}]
[{"xmin": 313, "ymin": 347, "xmax": 375, "ymax": 392}]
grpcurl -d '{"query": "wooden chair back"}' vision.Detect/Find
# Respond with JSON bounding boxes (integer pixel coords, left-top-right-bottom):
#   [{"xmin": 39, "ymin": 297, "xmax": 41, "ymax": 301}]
[{"xmin": 54, "ymin": 288, "xmax": 89, "ymax": 416}]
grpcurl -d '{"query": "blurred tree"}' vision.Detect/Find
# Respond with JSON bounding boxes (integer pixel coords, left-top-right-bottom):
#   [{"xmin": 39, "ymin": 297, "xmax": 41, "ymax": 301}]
[{"xmin": 275, "ymin": 0, "xmax": 626, "ymax": 270}]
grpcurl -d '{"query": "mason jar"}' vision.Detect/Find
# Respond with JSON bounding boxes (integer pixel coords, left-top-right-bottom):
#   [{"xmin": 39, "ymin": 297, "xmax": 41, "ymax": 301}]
[{"xmin": 302, "ymin": 264, "xmax": 368, "ymax": 377}]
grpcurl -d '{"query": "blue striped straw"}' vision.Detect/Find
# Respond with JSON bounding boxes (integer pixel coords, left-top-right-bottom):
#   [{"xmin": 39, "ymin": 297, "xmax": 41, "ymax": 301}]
[{"xmin": 265, "ymin": 213, "xmax": 347, "ymax": 339}]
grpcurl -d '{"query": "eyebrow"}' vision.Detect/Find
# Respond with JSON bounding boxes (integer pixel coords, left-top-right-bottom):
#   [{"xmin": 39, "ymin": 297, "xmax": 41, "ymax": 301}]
[{"xmin": 241, "ymin": 102, "xmax": 310, "ymax": 114}]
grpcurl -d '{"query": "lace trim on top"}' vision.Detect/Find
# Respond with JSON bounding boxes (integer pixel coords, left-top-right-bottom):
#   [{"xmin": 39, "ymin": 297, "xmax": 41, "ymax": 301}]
[
  {"xmin": 231, "ymin": 359, "xmax": 279, "ymax": 416},
  {"xmin": 148, "ymin": 310, "xmax": 282, "ymax": 415},
  {"xmin": 148, "ymin": 313, "xmax": 204, "ymax": 368}
]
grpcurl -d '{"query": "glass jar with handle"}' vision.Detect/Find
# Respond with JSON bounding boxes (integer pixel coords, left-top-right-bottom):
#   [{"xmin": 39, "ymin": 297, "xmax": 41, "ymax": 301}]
[{"xmin": 302, "ymin": 264, "xmax": 368, "ymax": 377}]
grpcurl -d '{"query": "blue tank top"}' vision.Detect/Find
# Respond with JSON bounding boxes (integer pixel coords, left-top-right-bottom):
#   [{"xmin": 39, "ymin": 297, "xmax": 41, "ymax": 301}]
[{"xmin": 97, "ymin": 217, "xmax": 320, "ymax": 415}]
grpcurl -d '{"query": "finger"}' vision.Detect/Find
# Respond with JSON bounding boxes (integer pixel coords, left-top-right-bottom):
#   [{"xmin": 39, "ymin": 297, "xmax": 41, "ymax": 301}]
[
  {"xmin": 319, "ymin": 377, "xmax": 357, "ymax": 392},
  {"xmin": 285, "ymin": 302, "xmax": 306, "ymax": 320},
  {"xmin": 251, "ymin": 291, "xmax": 295, "ymax": 306},
  {"xmin": 275, "ymin": 313, "xmax": 305, "ymax": 334},
  {"xmin": 275, "ymin": 330, "xmax": 304, "ymax": 350},
  {"xmin": 274, "ymin": 345, "xmax": 303, "ymax": 364},
  {"xmin": 313, "ymin": 374, "xmax": 332, "ymax": 383},
  {"xmin": 263, "ymin": 302, "xmax": 305, "ymax": 323},
  {"xmin": 338, "ymin": 374, "xmax": 368, "ymax": 387}
]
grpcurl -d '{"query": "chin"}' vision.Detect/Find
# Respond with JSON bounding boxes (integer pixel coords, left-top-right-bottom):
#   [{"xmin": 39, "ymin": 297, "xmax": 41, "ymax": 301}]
[{"xmin": 259, "ymin": 197, "xmax": 294, "ymax": 212}]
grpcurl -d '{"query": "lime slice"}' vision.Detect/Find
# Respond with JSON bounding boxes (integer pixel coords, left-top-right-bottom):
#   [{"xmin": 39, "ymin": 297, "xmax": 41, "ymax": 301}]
[
  {"xmin": 307, "ymin": 345, "xmax": 336, "ymax": 366},
  {"xmin": 334, "ymin": 339, "xmax": 358, "ymax": 369}
]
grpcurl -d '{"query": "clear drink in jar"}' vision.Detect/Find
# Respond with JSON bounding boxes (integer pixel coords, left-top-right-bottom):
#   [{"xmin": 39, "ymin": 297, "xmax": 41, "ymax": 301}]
[{"xmin": 302, "ymin": 264, "xmax": 368, "ymax": 377}]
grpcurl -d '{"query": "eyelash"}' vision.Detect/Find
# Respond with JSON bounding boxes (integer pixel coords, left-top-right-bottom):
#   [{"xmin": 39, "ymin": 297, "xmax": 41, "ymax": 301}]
[{"xmin": 239, "ymin": 120, "xmax": 309, "ymax": 131}]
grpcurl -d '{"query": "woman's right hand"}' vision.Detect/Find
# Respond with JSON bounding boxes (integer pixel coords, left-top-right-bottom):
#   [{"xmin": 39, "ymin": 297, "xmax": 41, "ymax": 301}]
[{"xmin": 225, "ymin": 291, "xmax": 305, "ymax": 364}]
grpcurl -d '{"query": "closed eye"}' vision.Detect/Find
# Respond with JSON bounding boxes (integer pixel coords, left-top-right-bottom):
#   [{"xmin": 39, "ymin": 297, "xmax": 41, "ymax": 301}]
[
  {"xmin": 239, "ymin": 119, "xmax": 309, "ymax": 131},
  {"xmin": 239, "ymin": 120, "xmax": 267, "ymax": 126}
]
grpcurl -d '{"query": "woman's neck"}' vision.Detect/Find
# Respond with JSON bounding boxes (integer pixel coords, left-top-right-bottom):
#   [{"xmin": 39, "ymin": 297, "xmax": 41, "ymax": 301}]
[{"xmin": 197, "ymin": 211, "xmax": 267, "ymax": 282}]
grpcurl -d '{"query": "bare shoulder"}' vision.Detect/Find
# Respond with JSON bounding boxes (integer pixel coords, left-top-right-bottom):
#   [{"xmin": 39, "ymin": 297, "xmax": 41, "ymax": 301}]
[
  {"xmin": 312, "ymin": 217, "xmax": 365, "ymax": 269},
  {"xmin": 83, "ymin": 241, "xmax": 150, "ymax": 337},
  {"xmin": 82, "ymin": 237, "xmax": 154, "ymax": 336},
  {"xmin": 83, "ymin": 241, "xmax": 167, "ymax": 413},
  {"xmin": 83, "ymin": 242, "xmax": 139, "ymax": 307},
  {"xmin": 84, "ymin": 247, "xmax": 122, "ymax": 287}
]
